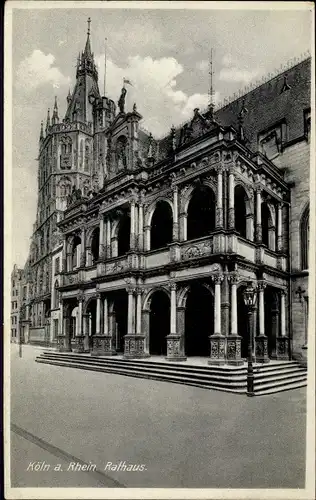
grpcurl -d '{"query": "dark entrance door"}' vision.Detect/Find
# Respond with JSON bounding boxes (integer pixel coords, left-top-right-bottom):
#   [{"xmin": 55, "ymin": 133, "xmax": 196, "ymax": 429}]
[
  {"xmin": 149, "ymin": 291, "xmax": 170, "ymax": 355},
  {"xmin": 264, "ymin": 288, "xmax": 279, "ymax": 358},
  {"xmin": 185, "ymin": 284, "xmax": 213, "ymax": 356}
]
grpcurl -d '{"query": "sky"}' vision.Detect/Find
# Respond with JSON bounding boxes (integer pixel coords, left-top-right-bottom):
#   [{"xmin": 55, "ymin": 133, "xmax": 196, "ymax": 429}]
[{"xmin": 9, "ymin": 3, "xmax": 312, "ymax": 268}]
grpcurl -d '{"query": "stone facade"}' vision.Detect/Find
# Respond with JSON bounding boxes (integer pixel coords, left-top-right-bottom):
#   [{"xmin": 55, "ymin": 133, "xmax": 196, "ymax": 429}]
[{"xmin": 12, "ymin": 24, "xmax": 311, "ymax": 367}]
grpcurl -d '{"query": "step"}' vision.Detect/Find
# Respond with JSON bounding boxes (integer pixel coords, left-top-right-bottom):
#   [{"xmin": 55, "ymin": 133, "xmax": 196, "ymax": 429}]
[
  {"xmin": 39, "ymin": 352, "xmax": 247, "ymax": 374},
  {"xmin": 254, "ymin": 375, "xmax": 307, "ymax": 392},
  {"xmin": 254, "ymin": 368, "xmax": 307, "ymax": 382},
  {"xmin": 255, "ymin": 381, "xmax": 307, "ymax": 396},
  {"xmin": 35, "ymin": 357, "xmax": 248, "ymax": 387},
  {"xmin": 37, "ymin": 356, "xmax": 246, "ymax": 380},
  {"xmin": 35, "ymin": 358, "xmax": 247, "ymax": 393}
]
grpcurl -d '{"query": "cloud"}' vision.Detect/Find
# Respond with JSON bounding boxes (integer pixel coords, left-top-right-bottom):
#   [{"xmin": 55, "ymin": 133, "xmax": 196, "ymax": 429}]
[
  {"xmin": 196, "ymin": 60, "xmax": 209, "ymax": 72},
  {"xmin": 96, "ymin": 54, "xmax": 212, "ymax": 137},
  {"xmin": 219, "ymin": 67, "xmax": 259, "ymax": 84},
  {"xmin": 222, "ymin": 54, "xmax": 234, "ymax": 67},
  {"xmin": 16, "ymin": 50, "xmax": 70, "ymax": 92}
]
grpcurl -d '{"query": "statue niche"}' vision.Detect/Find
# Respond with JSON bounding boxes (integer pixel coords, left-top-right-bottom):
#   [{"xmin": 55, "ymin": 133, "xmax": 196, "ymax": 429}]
[{"xmin": 115, "ymin": 135, "xmax": 128, "ymax": 171}]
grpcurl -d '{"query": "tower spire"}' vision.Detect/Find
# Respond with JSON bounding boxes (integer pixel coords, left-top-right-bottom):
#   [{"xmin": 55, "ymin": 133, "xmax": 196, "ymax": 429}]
[
  {"xmin": 208, "ymin": 49, "xmax": 215, "ymax": 120},
  {"xmin": 52, "ymin": 96, "xmax": 59, "ymax": 124},
  {"xmin": 45, "ymin": 108, "xmax": 50, "ymax": 133},
  {"xmin": 39, "ymin": 120, "xmax": 44, "ymax": 142},
  {"xmin": 84, "ymin": 17, "xmax": 92, "ymax": 58}
]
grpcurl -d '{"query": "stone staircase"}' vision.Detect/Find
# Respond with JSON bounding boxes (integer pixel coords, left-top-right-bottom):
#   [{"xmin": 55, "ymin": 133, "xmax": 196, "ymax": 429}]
[{"xmin": 35, "ymin": 351, "xmax": 307, "ymax": 396}]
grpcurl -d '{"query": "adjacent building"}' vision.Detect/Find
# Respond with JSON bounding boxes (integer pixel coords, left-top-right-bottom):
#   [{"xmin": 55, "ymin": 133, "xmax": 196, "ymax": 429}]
[{"xmin": 14, "ymin": 23, "xmax": 311, "ymax": 365}]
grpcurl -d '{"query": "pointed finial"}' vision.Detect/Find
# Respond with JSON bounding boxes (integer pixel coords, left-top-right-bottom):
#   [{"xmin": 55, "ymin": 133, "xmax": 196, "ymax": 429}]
[
  {"xmin": 238, "ymin": 99, "xmax": 248, "ymax": 144},
  {"xmin": 40, "ymin": 120, "xmax": 44, "ymax": 141},
  {"xmin": 170, "ymin": 125, "xmax": 176, "ymax": 151},
  {"xmin": 147, "ymin": 133, "xmax": 154, "ymax": 159},
  {"xmin": 87, "ymin": 17, "xmax": 91, "ymax": 36},
  {"xmin": 133, "ymin": 102, "xmax": 137, "ymax": 112},
  {"xmin": 67, "ymin": 88, "xmax": 71, "ymax": 104},
  {"xmin": 46, "ymin": 108, "xmax": 50, "ymax": 132},
  {"xmin": 52, "ymin": 96, "xmax": 59, "ymax": 124},
  {"xmin": 208, "ymin": 49, "xmax": 216, "ymax": 119}
]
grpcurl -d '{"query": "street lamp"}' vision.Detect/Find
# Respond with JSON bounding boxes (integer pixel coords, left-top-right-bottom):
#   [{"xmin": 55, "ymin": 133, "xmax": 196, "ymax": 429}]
[{"xmin": 243, "ymin": 282, "xmax": 257, "ymax": 397}]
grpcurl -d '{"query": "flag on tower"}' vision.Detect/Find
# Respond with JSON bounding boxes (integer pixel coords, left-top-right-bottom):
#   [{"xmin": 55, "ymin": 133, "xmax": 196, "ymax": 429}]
[{"xmin": 123, "ymin": 78, "xmax": 133, "ymax": 87}]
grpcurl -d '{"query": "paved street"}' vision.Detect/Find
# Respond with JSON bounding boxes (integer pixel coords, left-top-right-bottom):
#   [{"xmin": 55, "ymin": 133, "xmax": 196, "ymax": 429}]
[{"xmin": 9, "ymin": 344, "xmax": 306, "ymax": 488}]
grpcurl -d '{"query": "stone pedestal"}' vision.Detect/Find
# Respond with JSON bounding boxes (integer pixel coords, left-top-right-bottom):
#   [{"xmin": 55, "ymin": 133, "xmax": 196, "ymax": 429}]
[
  {"xmin": 166, "ymin": 335, "xmax": 187, "ymax": 361},
  {"xmin": 72, "ymin": 335, "xmax": 85, "ymax": 353},
  {"xmin": 255, "ymin": 336, "xmax": 270, "ymax": 363},
  {"xmin": 226, "ymin": 335, "xmax": 243, "ymax": 365},
  {"xmin": 90, "ymin": 335, "xmax": 116, "ymax": 356},
  {"xmin": 57, "ymin": 335, "xmax": 72, "ymax": 352},
  {"xmin": 208, "ymin": 335, "xmax": 226, "ymax": 365},
  {"xmin": 124, "ymin": 334, "xmax": 149, "ymax": 359},
  {"xmin": 276, "ymin": 336, "xmax": 290, "ymax": 360}
]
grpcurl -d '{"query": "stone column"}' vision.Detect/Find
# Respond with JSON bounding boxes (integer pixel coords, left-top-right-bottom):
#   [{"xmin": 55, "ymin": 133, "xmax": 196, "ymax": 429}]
[
  {"xmin": 277, "ymin": 203, "xmax": 283, "ymax": 252},
  {"xmin": 227, "ymin": 274, "xmax": 242, "ymax": 365},
  {"xmin": 276, "ymin": 290, "xmax": 289, "ymax": 359},
  {"xmin": 83, "ymin": 314, "xmax": 90, "ymax": 352},
  {"xmin": 179, "ymin": 212, "xmax": 187, "ymax": 241},
  {"xmin": 62, "ymin": 236, "xmax": 67, "ymax": 272},
  {"xmin": 138, "ymin": 203, "xmax": 144, "ymax": 251},
  {"xmin": 130, "ymin": 200, "xmax": 136, "ymax": 250},
  {"xmin": 144, "ymin": 225, "xmax": 151, "ymax": 251},
  {"xmin": 106, "ymin": 218, "xmax": 111, "ymax": 258},
  {"xmin": 172, "ymin": 186, "xmax": 179, "ymax": 241},
  {"xmin": 209, "ymin": 274, "xmax": 226, "ymax": 365},
  {"xmin": 73, "ymin": 293, "xmax": 85, "ymax": 353},
  {"xmin": 124, "ymin": 287, "xmax": 147, "ymax": 358},
  {"xmin": 255, "ymin": 281, "xmax": 269, "ymax": 363},
  {"xmin": 96, "ymin": 294, "xmax": 101, "ymax": 335},
  {"xmin": 80, "ymin": 228, "xmax": 86, "ymax": 267},
  {"xmin": 166, "ymin": 283, "xmax": 186, "ymax": 361},
  {"xmin": 58, "ymin": 299, "xmax": 71, "ymax": 352},
  {"xmin": 103, "ymin": 297, "xmax": 108, "ymax": 335},
  {"xmin": 228, "ymin": 171, "xmax": 235, "ymax": 229},
  {"xmin": 256, "ymin": 188, "xmax": 262, "ymax": 243},
  {"xmin": 99, "ymin": 217, "xmax": 105, "ymax": 260},
  {"xmin": 216, "ymin": 168, "xmax": 224, "ymax": 228}
]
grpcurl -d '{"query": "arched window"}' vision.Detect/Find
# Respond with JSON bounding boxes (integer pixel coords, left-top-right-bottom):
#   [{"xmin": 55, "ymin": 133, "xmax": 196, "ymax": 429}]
[
  {"xmin": 234, "ymin": 185, "xmax": 247, "ymax": 238},
  {"xmin": 301, "ymin": 204, "xmax": 309, "ymax": 270},
  {"xmin": 80, "ymin": 140, "xmax": 84, "ymax": 169},
  {"xmin": 187, "ymin": 185, "xmax": 216, "ymax": 240},
  {"xmin": 91, "ymin": 227, "xmax": 100, "ymax": 264},
  {"xmin": 72, "ymin": 236, "xmax": 81, "ymax": 270},
  {"xmin": 261, "ymin": 201, "xmax": 276, "ymax": 250},
  {"xmin": 150, "ymin": 201, "xmax": 173, "ymax": 250},
  {"xmin": 116, "ymin": 136, "xmax": 128, "ymax": 171},
  {"xmin": 117, "ymin": 213, "xmax": 131, "ymax": 256},
  {"xmin": 54, "ymin": 280, "xmax": 59, "ymax": 309},
  {"xmin": 84, "ymin": 139, "xmax": 90, "ymax": 172}
]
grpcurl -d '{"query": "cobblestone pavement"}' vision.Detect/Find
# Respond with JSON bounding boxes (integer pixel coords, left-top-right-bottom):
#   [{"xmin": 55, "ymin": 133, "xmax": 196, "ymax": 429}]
[{"xmin": 9, "ymin": 344, "xmax": 306, "ymax": 488}]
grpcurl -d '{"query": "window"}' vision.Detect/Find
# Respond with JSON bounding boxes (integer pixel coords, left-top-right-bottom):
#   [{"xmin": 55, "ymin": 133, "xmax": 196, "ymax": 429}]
[
  {"xmin": 258, "ymin": 123, "xmax": 286, "ymax": 161},
  {"xmin": 12, "ymin": 280, "xmax": 15, "ymax": 288},
  {"xmin": 55, "ymin": 257, "xmax": 60, "ymax": 275},
  {"xmin": 301, "ymin": 204, "xmax": 309, "ymax": 270},
  {"xmin": 23, "ymin": 286, "xmax": 27, "ymax": 299}
]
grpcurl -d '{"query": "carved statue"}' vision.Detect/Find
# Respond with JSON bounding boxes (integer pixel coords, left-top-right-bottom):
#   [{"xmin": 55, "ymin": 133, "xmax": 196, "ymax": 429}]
[{"xmin": 118, "ymin": 87, "xmax": 127, "ymax": 114}]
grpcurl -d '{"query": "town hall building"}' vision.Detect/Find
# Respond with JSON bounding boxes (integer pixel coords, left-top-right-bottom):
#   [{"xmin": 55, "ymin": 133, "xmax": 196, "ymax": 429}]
[{"xmin": 15, "ymin": 21, "xmax": 311, "ymax": 368}]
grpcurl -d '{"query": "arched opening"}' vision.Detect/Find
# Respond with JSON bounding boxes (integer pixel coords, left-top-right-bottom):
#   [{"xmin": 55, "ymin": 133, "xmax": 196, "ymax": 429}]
[
  {"xmin": 86, "ymin": 299, "xmax": 97, "ymax": 350},
  {"xmin": 72, "ymin": 236, "xmax": 81, "ymax": 270},
  {"xmin": 300, "ymin": 204, "xmax": 309, "ymax": 270},
  {"xmin": 150, "ymin": 201, "xmax": 173, "ymax": 250},
  {"xmin": 112, "ymin": 291, "xmax": 128, "ymax": 353},
  {"xmin": 187, "ymin": 185, "xmax": 216, "ymax": 240},
  {"xmin": 116, "ymin": 136, "xmax": 127, "ymax": 171},
  {"xmin": 149, "ymin": 290, "xmax": 170, "ymax": 355},
  {"xmin": 234, "ymin": 185, "xmax": 247, "ymax": 238},
  {"xmin": 261, "ymin": 201, "xmax": 275, "ymax": 249},
  {"xmin": 117, "ymin": 213, "xmax": 131, "ymax": 257},
  {"xmin": 91, "ymin": 227, "xmax": 100, "ymax": 264},
  {"xmin": 184, "ymin": 283, "xmax": 214, "ymax": 356},
  {"xmin": 264, "ymin": 287, "xmax": 279, "ymax": 358},
  {"xmin": 237, "ymin": 285, "xmax": 251, "ymax": 359}
]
